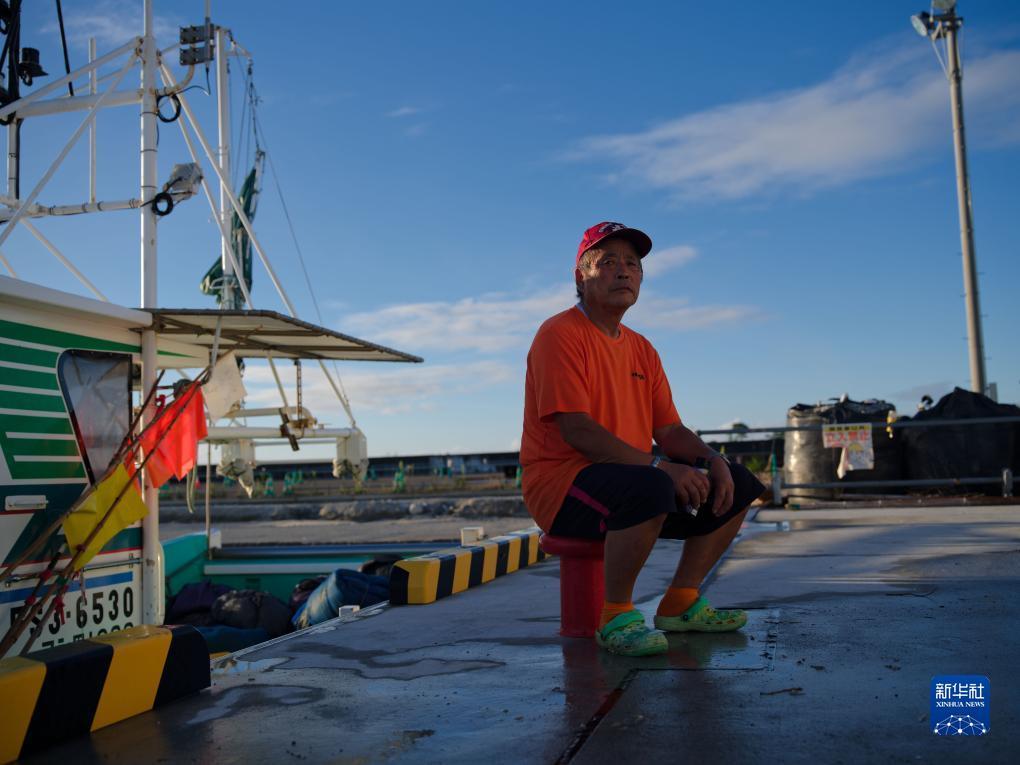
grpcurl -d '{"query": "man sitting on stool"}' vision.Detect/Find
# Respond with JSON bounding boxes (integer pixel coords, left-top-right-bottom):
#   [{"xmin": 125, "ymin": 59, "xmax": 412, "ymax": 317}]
[{"xmin": 520, "ymin": 221, "xmax": 764, "ymax": 657}]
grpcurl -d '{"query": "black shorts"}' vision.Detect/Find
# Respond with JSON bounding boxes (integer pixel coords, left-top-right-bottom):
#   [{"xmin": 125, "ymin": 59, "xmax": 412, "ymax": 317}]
[{"xmin": 549, "ymin": 461, "xmax": 765, "ymax": 541}]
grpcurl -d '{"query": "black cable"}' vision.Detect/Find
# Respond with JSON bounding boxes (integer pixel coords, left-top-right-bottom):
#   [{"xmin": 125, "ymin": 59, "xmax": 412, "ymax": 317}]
[
  {"xmin": 156, "ymin": 93, "xmax": 181, "ymax": 123},
  {"xmin": 55, "ymin": 0, "xmax": 73, "ymax": 96},
  {"xmin": 255, "ymin": 113, "xmax": 324, "ymax": 330},
  {"xmin": 0, "ymin": 0, "xmax": 20, "ymax": 75},
  {"xmin": 0, "ymin": 14, "xmax": 13, "ymax": 76},
  {"xmin": 150, "ymin": 192, "xmax": 174, "ymax": 216}
]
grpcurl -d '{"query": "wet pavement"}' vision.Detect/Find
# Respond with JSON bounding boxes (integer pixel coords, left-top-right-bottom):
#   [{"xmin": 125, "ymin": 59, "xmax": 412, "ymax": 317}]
[{"xmin": 27, "ymin": 504, "xmax": 1020, "ymax": 764}]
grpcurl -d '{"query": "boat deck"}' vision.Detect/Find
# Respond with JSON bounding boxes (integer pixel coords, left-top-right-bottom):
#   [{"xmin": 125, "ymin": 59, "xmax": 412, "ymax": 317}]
[{"xmin": 27, "ymin": 504, "xmax": 1020, "ymax": 764}]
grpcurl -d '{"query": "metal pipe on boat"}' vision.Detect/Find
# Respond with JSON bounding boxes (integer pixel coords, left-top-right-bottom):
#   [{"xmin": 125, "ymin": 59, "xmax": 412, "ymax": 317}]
[
  {"xmin": 0, "ymin": 38, "xmax": 141, "ymax": 123},
  {"xmin": 224, "ymin": 406, "xmax": 314, "ymax": 419},
  {"xmin": 160, "ymin": 68, "xmax": 254, "ymax": 309},
  {"xmin": 0, "ymin": 249, "xmax": 17, "ymax": 276},
  {"xmin": 19, "ymin": 218, "xmax": 108, "ymax": 301},
  {"xmin": 12, "ymin": 90, "xmax": 143, "ymax": 119},
  {"xmin": 7, "ymin": 119, "xmax": 19, "ymax": 200},
  {"xmin": 0, "ymin": 54, "xmax": 137, "ymax": 252},
  {"xmin": 205, "ymin": 426, "xmax": 356, "ymax": 441},
  {"xmin": 215, "ymin": 24, "xmax": 235, "ymax": 309},
  {"xmin": 205, "ymin": 440, "xmax": 213, "ymax": 560},
  {"xmin": 0, "ymin": 197, "xmax": 143, "ymax": 221},
  {"xmin": 266, "ymin": 352, "xmax": 292, "ymax": 410},
  {"xmin": 140, "ymin": 0, "xmax": 164, "ymax": 627},
  {"xmin": 159, "ymin": 63, "xmax": 297, "ymax": 315},
  {"xmin": 90, "ymin": 37, "xmax": 97, "ymax": 204}
]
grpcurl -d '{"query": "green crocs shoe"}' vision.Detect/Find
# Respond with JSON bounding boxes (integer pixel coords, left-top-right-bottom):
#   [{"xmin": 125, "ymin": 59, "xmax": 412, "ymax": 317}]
[
  {"xmin": 595, "ymin": 610, "xmax": 668, "ymax": 656},
  {"xmin": 653, "ymin": 596, "xmax": 747, "ymax": 633}
]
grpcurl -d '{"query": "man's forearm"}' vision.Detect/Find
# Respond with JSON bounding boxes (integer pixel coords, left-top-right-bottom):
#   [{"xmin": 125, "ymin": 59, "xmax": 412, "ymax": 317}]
[
  {"xmin": 656, "ymin": 424, "xmax": 717, "ymax": 464},
  {"xmin": 556, "ymin": 412, "xmax": 654, "ymax": 466}
]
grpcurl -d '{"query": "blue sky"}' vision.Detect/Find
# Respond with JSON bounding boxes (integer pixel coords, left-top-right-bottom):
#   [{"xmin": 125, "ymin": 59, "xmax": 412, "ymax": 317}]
[{"xmin": 5, "ymin": 1, "xmax": 1020, "ymax": 458}]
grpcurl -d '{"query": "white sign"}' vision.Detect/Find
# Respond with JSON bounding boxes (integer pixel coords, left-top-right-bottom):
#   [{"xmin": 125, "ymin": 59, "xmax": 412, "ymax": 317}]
[
  {"xmin": 822, "ymin": 424, "xmax": 874, "ymax": 478},
  {"xmin": 1, "ymin": 562, "xmax": 141, "ymax": 654}
]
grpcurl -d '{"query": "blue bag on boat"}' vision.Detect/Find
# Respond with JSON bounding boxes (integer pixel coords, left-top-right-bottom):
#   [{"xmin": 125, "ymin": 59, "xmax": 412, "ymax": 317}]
[{"xmin": 292, "ymin": 569, "xmax": 389, "ymax": 629}]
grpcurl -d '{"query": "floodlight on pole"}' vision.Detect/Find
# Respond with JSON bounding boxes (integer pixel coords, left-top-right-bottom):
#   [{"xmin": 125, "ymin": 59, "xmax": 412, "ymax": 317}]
[
  {"xmin": 911, "ymin": 1, "xmax": 987, "ymax": 396},
  {"xmin": 910, "ymin": 12, "xmax": 933, "ymax": 37}
]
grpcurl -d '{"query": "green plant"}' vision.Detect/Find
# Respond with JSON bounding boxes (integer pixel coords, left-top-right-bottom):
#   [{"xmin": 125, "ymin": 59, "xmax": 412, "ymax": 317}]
[{"xmin": 743, "ymin": 455, "xmax": 768, "ymax": 474}]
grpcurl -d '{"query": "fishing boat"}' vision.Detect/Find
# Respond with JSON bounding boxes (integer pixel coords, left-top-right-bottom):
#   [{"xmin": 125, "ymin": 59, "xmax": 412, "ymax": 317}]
[{"xmin": 0, "ymin": 0, "xmax": 424, "ymax": 665}]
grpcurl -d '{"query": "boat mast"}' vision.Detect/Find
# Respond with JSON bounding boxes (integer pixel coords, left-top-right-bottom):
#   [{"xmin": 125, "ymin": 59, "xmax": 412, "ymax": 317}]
[
  {"xmin": 215, "ymin": 22, "xmax": 237, "ymax": 309},
  {"xmin": 140, "ymin": 0, "xmax": 164, "ymax": 626}
]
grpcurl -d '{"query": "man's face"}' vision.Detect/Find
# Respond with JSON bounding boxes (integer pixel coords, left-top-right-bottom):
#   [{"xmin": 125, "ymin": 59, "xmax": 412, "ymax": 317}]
[{"xmin": 576, "ymin": 237, "xmax": 643, "ymax": 312}]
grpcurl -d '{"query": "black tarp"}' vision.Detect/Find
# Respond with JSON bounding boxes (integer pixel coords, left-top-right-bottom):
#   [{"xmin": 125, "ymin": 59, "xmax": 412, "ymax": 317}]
[{"xmin": 900, "ymin": 388, "xmax": 1020, "ymax": 493}]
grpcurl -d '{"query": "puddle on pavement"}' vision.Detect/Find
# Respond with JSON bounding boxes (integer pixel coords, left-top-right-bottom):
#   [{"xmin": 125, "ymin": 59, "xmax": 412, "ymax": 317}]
[{"xmin": 212, "ymin": 656, "xmax": 290, "ymax": 675}]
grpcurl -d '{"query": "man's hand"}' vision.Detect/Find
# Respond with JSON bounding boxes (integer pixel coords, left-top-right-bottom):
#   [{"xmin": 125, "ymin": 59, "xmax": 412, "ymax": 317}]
[
  {"xmin": 708, "ymin": 458, "xmax": 735, "ymax": 516},
  {"xmin": 658, "ymin": 462, "xmax": 710, "ymax": 508}
]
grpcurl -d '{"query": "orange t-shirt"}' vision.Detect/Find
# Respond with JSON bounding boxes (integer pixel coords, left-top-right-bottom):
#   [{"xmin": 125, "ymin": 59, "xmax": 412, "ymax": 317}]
[{"xmin": 520, "ymin": 306, "xmax": 681, "ymax": 531}]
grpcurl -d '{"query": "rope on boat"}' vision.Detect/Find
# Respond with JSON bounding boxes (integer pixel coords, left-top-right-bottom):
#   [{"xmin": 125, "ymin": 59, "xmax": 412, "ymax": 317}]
[{"xmin": 0, "ymin": 370, "xmax": 211, "ymax": 658}]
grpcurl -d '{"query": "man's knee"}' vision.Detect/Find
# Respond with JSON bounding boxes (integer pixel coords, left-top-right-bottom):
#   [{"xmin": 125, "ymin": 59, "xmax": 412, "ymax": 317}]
[{"xmin": 644, "ymin": 465, "xmax": 675, "ymax": 504}]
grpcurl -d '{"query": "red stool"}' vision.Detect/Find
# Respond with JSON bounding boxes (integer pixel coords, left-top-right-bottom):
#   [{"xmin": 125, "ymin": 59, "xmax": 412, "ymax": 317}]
[{"xmin": 539, "ymin": 534, "xmax": 605, "ymax": 638}]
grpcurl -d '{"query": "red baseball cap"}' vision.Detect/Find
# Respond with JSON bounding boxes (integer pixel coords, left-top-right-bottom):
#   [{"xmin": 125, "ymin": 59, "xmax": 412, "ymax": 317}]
[{"xmin": 576, "ymin": 221, "xmax": 653, "ymax": 266}]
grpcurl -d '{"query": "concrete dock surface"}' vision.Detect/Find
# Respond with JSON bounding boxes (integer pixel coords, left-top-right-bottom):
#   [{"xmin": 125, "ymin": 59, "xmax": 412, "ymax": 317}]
[{"xmin": 29, "ymin": 504, "xmax": 1020, "ymax": 764}]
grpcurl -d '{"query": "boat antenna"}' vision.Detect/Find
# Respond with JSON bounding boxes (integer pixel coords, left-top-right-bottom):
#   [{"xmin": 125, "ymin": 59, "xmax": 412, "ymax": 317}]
[
  {"xmin": 55, "ymin": 0, "xmax": 73, "ymax": 96},
  {"xmin": 252, "ymin": 103, "xmax": 357, "ymax": 424}
]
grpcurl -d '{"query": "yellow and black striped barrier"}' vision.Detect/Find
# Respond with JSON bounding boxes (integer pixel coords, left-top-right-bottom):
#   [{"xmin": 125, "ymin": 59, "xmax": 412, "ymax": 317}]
[
  {"xmin": 389, "ymin": 527, "xmax": 547, "ymax": 605},
  {"xmin": 0, "ymin": 624, "xmax": 209, "ymax": 763}
]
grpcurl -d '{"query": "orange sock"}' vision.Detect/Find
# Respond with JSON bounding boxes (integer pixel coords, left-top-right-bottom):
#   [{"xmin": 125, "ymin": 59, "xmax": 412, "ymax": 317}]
[
  {"xmin": 598, "ymin": 601, "xmax": 635, "ymax": 630},
  {"xmin": 656, "ymin": 586, "xmax": 699, "ymax": 617}
]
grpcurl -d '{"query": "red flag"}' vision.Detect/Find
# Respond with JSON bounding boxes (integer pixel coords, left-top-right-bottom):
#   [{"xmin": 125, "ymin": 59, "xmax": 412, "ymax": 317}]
[
  {"xmin": 137, "ymin": 387, "xmax": 208, "ymax": 488},
  {"xmin": 175, "ymin": 388, "xmax": 208, "ymax": 476}
]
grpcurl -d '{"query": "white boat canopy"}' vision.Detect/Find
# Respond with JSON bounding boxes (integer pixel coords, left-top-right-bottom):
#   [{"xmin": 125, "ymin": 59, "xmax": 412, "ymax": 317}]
[{"xmin": 147, "ymin": 308, "xmax": 422, "ymax": 363}]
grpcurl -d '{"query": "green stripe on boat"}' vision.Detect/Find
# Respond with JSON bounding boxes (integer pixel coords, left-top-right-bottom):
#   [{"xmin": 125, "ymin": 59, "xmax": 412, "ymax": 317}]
[
  {"xmin": 0, "ymin": 391, "xmax": 66, "ymax": 413},
  {"xmin": 6, "ymin": 439, "xmax": 80, "ymax": 457},
  {"xmin": 0, "ymin": 367, "xmax": 59, "ymax": 390},
  {"xmin": 0, "ymin": 318, "xmax": 139, "ymax": 354},
  {"xmin": 7, "ymin": 461, "xmax": 86, "ymax": 480},
  {"xmin": 4, "ymin": 517, "xmax": 141, "ymax": 565},
  {"xmin": 0, "ymin": 414, "xmax": 74, "ymax": 434},
  {"xmin": 0, "ymin": 344, "xmax": 59, "ymax": 368}
]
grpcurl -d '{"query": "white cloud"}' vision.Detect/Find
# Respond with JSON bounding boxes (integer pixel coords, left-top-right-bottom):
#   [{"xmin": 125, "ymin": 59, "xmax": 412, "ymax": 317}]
[
  {"xmin": 240, "ymin": 360, "xmax": 514, "ymax": 416},
  {"xmin": 387, "ymin": 106, "xmax": 422, "ymax": 118},
  {"xmin": 627, "ymin": 296, "xmax": 758, "ymax": 330},
  {"xmin": 643, "ymin": 245, "xmax": 697, "ymax": 278},
  {"xmin": 343, "ymin": 283, "xmax": 758, "ymax": 354},
  {"xmin": 570, "ymin": 44, "xmax": 1020, "ymax": 200},
  {"xmin": 43, "ymin": 1, "xmax": 180, "ymax": 48},
  {"xmin": 343, "ymin": 287, "xmax": 575, "ymax": 353}
]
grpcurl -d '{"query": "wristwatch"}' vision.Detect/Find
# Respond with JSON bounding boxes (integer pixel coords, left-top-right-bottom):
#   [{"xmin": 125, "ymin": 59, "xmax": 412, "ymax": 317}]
[{"xmin": 650, "ymin": 455, "xmax": 663, "ymax": 469}]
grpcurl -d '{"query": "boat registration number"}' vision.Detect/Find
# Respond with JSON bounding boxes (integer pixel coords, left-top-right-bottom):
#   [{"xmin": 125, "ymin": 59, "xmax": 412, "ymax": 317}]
[{"xmin": 3, "ymin": 564, "xmax": 140, "ymax": 653}]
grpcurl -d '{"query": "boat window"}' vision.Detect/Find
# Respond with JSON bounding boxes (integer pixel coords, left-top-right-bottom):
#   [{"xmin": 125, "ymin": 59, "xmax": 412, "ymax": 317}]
[{"xmin": 57, "ymin": 351, "xmax": 132, "ymax": 484}]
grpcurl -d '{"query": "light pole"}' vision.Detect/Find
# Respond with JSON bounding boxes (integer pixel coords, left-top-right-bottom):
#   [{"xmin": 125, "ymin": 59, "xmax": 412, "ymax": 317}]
[{"xmin": 911, "ymin": 0, "xmax": 987, "ymax": 396}]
